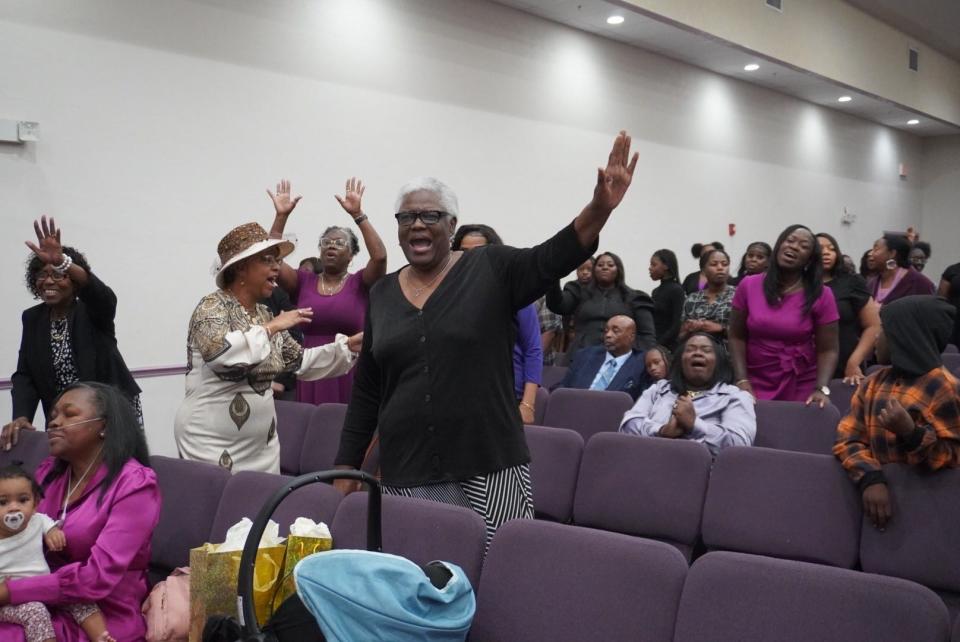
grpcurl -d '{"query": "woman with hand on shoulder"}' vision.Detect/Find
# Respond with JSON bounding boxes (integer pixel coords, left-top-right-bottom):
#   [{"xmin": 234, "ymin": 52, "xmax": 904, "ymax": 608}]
[
  {"xmin": 267, "ymin": 178, "xmax": 387, "ymax": 404},
  {"xmin": 174, "ymin": 222, "xmax": 360, "ymax": 474},
  {"xmin": 728, "ymin": 224, "xmax": 839, "ymax": 406},
  {"xmin": 3, "ymin": 217, "xmax": 141, "ymax": 452},
  {"xmin": 817, "ymin": 233, "xmax": 881, "ymax": 385}
]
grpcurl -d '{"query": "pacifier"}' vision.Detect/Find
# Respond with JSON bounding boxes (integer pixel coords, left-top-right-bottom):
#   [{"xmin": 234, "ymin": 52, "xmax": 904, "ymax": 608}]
[{"xmin": 3, "ymin": 511, "xmax": 25, "ymax": 531}]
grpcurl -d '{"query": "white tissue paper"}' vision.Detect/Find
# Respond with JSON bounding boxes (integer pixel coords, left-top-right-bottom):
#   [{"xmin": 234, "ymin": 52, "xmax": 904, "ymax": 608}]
[
  {"xmin": 289, "ymin": 517, "xmax": 332, "ymax": 539},
  {"xmin": 215, "ymin": 517, "xmax": 285, "ymax": 552}
]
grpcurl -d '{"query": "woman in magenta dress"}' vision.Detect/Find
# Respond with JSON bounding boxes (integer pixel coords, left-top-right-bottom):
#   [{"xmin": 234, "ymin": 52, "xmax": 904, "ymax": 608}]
[
  {"xmin": 729, "ymin": 225, "xmax": 839, "ymax": 405},
  {"xmin": 0, "ymin": 382, "xmax": 160, "ymax": 641},
  {"xmin": 270, "ymin": 177, "xmax": 388, "ymax": 404}
]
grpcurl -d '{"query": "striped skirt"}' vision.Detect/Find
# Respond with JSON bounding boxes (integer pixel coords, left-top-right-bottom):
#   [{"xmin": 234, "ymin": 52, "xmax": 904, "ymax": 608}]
[{"xmin": 382, "ymin": 464, "xmax": 533, "ymax": 548}]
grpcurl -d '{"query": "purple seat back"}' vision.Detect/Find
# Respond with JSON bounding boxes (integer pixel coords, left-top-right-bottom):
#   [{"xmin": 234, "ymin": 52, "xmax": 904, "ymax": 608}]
[
  {"xmin": 298, "ymin": 403, "xmax": 348, "ymax": 474},
  {"xmin": 331, "ymin": 493, "xmax": 486, "ymax": 589},
  {"xmin": 541, "ymin": 388, "xmax": 634, "ymax": 442},
  {"xmin": 274, "ymin": 400, "xmax": 316, "ymax": 476},
  {"xmin": 702, "ymin": 447, "xmax": 861, "ymax": 568},
  {"xmin": 754, "ymin": 400, "xmax": 841, "ymax": 455},
  {"xmin": 540, "ymin": 365, "xmax": 568, "ymax": 390},
  {"xmin": 524, "ymin": 425, "xmax": 583, "ymax": 522},
  {"xmin": 860, "ymin": 464, "xmax": 960, "ymax": 592},
  {"xmin": 0, "ymin": 429, "xmax": 49, "ymax": 473},
  {"xmin": 150, "ymin": 456, "xmax": 230, "ymax": 576},
  {"xmin": 944, "ymin": 344, "xmax": 958, "ymax": 354},
  {"xmin": 943, "ymin": 353, "xmax": 960, "ymax": 377},
  {"xmin": 828, "ymin": 379, "xmax": 857, "ymax": 417},
  {"xmin": 534, "ymin": 387, "xmax": 549, "ymax": 426},
  {"xmin": 573, "ymin": 432, "xmax": 711, "ymax": 560},
  {"xmin": 470, "ymin": 520, "xmax": 687, "ymax": 642},
  {"xmin": 209, "ymin": 471, "xmax": 342, "ymax": 541},
  {"xmin": 674, "ymin": 551, "xmax": 950, "ymax": 642}
]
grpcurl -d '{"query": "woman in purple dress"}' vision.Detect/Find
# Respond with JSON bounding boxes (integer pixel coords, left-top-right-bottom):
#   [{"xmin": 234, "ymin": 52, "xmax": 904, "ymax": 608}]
[
  {"xmin": 270, "ymin": 178, "xmax": 388, "ymax": 404},
  {"xmin": 0, "ymin": 382, "xmax": 160, "ymax": 641},
  {"xmin": 728, "ymin": 225, "xmax": 839, "ymax": 406},
  {"xmin": 865, "ymin": 233, "xmax": 935, "ymax": 306}
]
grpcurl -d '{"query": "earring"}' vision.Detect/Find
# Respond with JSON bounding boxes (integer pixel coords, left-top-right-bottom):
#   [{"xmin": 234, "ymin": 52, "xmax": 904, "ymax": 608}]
[
  {"xmin": 99, "ymin": 432, "xmax": 105, "ymax": 439},
  {"xmin": 885, "ymin": 259, "xmax": 897, "ymax": 270},
  {"xmin": 240, "ymin": 279, "xmax": 245, "ymax": 286}
]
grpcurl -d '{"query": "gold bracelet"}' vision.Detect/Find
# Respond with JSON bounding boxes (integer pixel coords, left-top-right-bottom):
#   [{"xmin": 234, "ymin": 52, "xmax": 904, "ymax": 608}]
[
  {"xmin": 519, "ymin": 401, "xmax": 535, "ymax": 411},
  {"xmin": 735, "ymin": 379, "xmax": 750, "ymax": 386}
]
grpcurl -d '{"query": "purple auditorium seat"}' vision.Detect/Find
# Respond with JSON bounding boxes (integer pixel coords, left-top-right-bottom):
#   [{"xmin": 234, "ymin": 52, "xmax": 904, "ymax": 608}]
[
  {"xmin": 860, "ymin": 464, "xmax": 960, "ymax": 608},
  {"xmin": 754, "ymin": 399, "xmax": 841, "ymax": 456},
  {"xmin": 209, "ymin": 471, "xmax": 342, "ymax": 541},
  {"xmin": 828, "ymin": 378, "xmax": 857, "ymax": 417},
  {"xmin": 701, "ymin": 447, "xmax": 861, "ymax": 568},
  {"xmin": 944, "ymin": 344, "xmax": 958, "ymax": 354},
  {"xmin": 274, "ymin": 399, "xmax": 316, "ymax": 475},
  {"xmin": 524, "ymin": 425, "xmax": 583, "ymax": 522},
  {"xmin": 866, "ymin": 364, "xmax": 884, "ymax": 375},
  {"xmin": 572, "ymin": 432, "xmax": 711, "ymax": 560},
  {"xmin": 298, "ymin": 403, "xmax": 348, "ymax": 474},
  {"xmin": 0, "ymin": 428, "xmax": 49, "ymax": 473},
  {"xmin": 673, "ymin": 551, "xmax": 950, "ymax": 642},
  {"xmin": 953, "ymin": 612, "xmax": 960, "ymax": 642},
  {"xmin": 534, "ymin": 386, "xmax": 549, "ymax": 425},
  {"xmin": 541, "ymin": 388, "xmax": 634, "ymax": 442},
  {"xmin": 469, "ymin": 520, "xmax": 687, "ymax": 642},
  {"xmin": 331, "ymin": 493, "xmax": 487, "ymax": 589},
  {"xmin": 150, "ymin": 456, "xmax": 230, "ymax": 583},
  {"xmin": 540, "ymin": 365, "xmax": 568, "ymax": 390},
  {"xmin": 943, "ymin": 353, "xmax": 960, "ymax": 377}
]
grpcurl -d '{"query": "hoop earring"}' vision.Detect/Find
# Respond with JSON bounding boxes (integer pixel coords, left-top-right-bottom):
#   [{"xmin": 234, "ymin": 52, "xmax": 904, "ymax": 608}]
[{"xmin": 885, "ymin": 259, "xmax": 897, "ymax": 270}]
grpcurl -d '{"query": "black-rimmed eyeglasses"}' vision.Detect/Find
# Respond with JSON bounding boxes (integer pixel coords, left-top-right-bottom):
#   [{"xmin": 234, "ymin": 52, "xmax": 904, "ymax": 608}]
[{"xmin": 395, "ymin": 211, "xmax": 449, "ymax": 227}]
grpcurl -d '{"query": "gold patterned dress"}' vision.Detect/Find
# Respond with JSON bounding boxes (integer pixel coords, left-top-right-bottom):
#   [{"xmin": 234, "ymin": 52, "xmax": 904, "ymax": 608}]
[{"xmin": 174, "ymin": 290, "xmax": 356, "ymax": 473}]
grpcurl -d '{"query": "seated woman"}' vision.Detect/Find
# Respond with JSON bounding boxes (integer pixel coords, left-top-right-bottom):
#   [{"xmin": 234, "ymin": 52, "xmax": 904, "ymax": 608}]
[
  {"xmin": 680, "ymin": 249, "xmax": 735, "ymax": 342},
  {"xmin": 0, "ymin": 382, "xmax": 160, "ymax": 641},
  {"xmin": 834, "ymin": 296, "xmax": 960, "ymax": 531},
  {"xmin": 619, "ymin": 333, "xmax": 756, "ymax": 456},
  {"xmin": 644, "ymin": 345, "xmax": 671, "ymax": 383}
]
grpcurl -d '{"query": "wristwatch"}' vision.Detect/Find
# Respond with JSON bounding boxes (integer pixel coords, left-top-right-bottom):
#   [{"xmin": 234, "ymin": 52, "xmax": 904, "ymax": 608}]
[{"xmin": 819, "ymin": 385, "xmax": 831, "ymax": 396}]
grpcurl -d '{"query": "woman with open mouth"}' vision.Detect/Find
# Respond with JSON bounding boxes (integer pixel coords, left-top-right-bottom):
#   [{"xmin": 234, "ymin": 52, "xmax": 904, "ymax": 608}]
[
  {"xmin": 2, "ymin": 217, "xmax": 141, "ymax": 453},
  {"xmin": 332, "ymin": 131, "xmax": 640, "ymax": 545}
]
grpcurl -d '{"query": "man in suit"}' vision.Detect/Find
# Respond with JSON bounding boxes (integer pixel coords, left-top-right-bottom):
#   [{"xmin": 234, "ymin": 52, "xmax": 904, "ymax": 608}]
[{"xmin": 554, "ymin": 315, "xmax": 650, "ymax": 400}]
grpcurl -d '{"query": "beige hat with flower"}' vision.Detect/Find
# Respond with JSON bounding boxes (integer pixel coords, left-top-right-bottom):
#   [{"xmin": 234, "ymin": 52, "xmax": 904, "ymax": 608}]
[{"xmin": 214, "ymin": 222, "xmax": 295, "ymax": 288}]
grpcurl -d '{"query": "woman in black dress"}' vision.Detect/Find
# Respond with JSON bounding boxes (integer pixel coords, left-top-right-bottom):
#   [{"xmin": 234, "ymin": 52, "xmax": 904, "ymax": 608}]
[{"xmin": 648, "ymin": 249, "xmax": 684, "ymax": 350}]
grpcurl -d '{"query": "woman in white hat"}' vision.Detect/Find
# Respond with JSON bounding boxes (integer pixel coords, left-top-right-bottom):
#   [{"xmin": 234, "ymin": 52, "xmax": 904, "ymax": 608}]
[{"xmin": 174, "ymin": 222, "xmax": 361, "ymax": 474}]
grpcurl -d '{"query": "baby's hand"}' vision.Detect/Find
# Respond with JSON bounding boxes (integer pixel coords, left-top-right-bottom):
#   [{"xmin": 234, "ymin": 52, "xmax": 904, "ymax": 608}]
[{"xmin": 44, "ymin": 527, "xmax": 67, "ymax": 552}]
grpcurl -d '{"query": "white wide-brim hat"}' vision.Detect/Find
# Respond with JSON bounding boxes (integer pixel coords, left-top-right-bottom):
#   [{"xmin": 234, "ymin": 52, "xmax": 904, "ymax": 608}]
[{"xmin": 214, "ymin": 222, "xmax": 295, "ymax": 288}]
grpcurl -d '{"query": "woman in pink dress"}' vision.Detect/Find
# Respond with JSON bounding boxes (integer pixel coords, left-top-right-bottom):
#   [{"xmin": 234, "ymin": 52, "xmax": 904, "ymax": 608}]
[
  {"xmin": 0, "ymin": 382, "xmax": 160, "ymax": 641},
  {"xmin": 270, "ymin": 178, "xmax": 388, "ymax": 404},
  {"xmin": 728, "ymin": 225, "xmax": 840, "ymax": 405}
]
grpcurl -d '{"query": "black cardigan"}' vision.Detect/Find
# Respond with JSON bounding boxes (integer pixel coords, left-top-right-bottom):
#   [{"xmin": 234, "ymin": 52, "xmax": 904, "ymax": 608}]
[
  {"xmin": 11, "ymin": 273, "xmax": 141, "ymax": 422},
  {"xmin": 336, "ymin": 222, "xmax": 595, "ymax": 486}
]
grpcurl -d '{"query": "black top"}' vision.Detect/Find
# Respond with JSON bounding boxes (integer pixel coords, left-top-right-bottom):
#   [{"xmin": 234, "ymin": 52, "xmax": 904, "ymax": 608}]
[
  {"xmin": 825, "ymin": 273, "xmax": 871, "ymax": 378},
  {"xmin": 651, "ymin": 280, "xmax": 685, "ymax": 349},
  {"xmin": 681, "ymin": 271, "xmax": 704, "ymax": 295},
  {"xmin": 12, "ymin": 272, "xmax": 141, "ymax": 422},
  {"xmin": 546, "ymin": 281, "xmax": 656, "ymax": 352},
  {"xmin": 336, "ymin": 222, "xmax": 595, "ymax": 486},
  {"xmin": 261, "ymin": 286, "xmax": 303, "ymax": 392},
  {"xmin": 943, "ymin": 263, "xmax": 960, "ymax": 346}
]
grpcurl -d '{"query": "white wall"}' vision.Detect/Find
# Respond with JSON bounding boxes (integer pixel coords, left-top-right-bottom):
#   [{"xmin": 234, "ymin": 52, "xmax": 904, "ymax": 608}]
[
  {"xmin": 920, "ymin": 135, "xmax": 960, "ymax": 284},
  {"xmin": 0, "ymin": 0, "xmax": 926, "ymax": 455}
]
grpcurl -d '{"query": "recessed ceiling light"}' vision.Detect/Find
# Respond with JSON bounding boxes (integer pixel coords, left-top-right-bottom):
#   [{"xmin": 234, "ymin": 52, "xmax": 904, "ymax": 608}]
[
  {"xmin": 606, "ymin": 15, "xmax": 624, "ymax": 25},
  {"xmin": 837, "ymin": 96, "xmax": 852, "ymax": 103},
  {"xmin": 743, "ymin": 63, "xmax": 760, "ymax": 71},
  {"xmin": 907, "ymin": 119, "xmax": 920, "ymax": 125}
]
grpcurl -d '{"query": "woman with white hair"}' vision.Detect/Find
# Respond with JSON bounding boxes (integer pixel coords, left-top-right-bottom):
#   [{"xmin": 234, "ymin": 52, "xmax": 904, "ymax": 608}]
[{"xmin": 330, "ymin": 132, "xmax": 640, "ymax": 545}]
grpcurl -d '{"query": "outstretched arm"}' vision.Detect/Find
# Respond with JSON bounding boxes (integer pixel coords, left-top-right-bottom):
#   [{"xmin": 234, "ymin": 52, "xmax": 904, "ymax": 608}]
[
  {"xmin": 572, "ymin": 131, "xmax": 639, "ymax": 249},
  {"xmin": 266, "ymin": 179, "xmax": 304, "ymax": 293},
  {"xmin": 334, "ymin": 177, "xmax": 387, "ymax": 288}
]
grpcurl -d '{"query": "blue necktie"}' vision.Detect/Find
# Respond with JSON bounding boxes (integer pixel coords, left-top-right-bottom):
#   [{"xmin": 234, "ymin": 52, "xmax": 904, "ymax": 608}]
[{"xmin": 591, "ymin": 359, "xmax": 618, "ymax": 391}]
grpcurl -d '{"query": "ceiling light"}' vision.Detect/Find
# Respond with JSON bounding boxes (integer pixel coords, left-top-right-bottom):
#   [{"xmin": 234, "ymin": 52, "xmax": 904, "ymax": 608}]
[
  {"xmin": 906, "ymin": 119, "xmax": 919, "ymax": 125},
  {"xmin": 837, "ymin": 96, "xmax": 852, "ymax": 103},
  {"xmin": 743, "ymin": 63, "xmax": 760, "ymax": 71},
  {"xmin": 606, "ymin": 15, "xmax": 624, "ymax": 25}
]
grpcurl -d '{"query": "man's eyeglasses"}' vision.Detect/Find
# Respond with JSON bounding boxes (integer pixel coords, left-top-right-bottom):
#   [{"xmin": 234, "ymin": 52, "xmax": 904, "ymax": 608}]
[
  {"xmin": 35, "ymin": 271, "xmax": 69, "ymax": 284},
  {"xmin": 320, "ymin": 238, "xmax": 349, "ymax": 250},
  {"xmin": 395, "ymin": 211, "xmax": 449, "ymax": 227}
]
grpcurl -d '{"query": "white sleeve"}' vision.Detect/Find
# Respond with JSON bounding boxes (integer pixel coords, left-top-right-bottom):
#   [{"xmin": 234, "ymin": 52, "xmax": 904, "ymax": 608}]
[
  {"xmin": 295, "ymin": 334, "xmax": 358, "ymax": 381},
  {"xmin": 619, "ymin": 385, "xmax": 669, "ymax": 437},
  {"xmin": 35, "ymin": 512, "xmax": 59, "ymax": 534}
]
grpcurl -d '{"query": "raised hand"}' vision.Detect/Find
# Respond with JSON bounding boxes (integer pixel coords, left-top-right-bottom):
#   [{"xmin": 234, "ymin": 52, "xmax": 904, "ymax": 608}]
[
  {"xmin": 266, "ymin": 308, "xmax": 313, "ymax": 336},
  {"xmin": 334, "ymin": 177, "xmax": 366, "ymax": 220},
  {"xmin": 25, "ymin": 216, "xmax": 64, "ymax": 266},
  {"xmin": 592, "ymin": 130, "xmax": 639, "ymax": 213},
  {"xmin": 267, "ymin": 179, "xmax": 302, "ymax": 218}
]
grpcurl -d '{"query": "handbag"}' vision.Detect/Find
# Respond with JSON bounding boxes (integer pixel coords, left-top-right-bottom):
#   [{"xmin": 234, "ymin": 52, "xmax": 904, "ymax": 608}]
[{"xmin": 143, "ymin": 567, "xmax": 191, "ymax": 641}]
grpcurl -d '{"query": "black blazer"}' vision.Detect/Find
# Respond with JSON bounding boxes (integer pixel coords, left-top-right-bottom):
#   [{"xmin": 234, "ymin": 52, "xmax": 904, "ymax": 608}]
[
  {"xmin": 555, "ymin": 346, "xmax": 651, "ymax": 400},
  {"xmin": 11, "ymin": 273, "xmax": 140, "ymax": 422}
]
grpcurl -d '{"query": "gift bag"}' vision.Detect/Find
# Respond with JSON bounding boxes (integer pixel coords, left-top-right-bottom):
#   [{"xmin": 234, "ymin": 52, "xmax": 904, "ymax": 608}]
[
  {"xmin": 273, "ymin": 518, "xmax": 333, "ymax": 610},
  {"xmin": 188, "ymin": 518, "xmax": 286, "ymax": 642}
]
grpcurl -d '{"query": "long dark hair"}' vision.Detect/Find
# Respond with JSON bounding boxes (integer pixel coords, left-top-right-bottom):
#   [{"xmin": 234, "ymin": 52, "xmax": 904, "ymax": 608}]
[
  {"xmin": 815, "ymin": 232, "xmax": 848, "ymax": 279},
  {"xmin": 881, "ymin": 233, "xmax": 911, "ymax": 269},
  {"xmin": 592, "ymin": 251, "xmax": 632, "ymax": 301},
  {"xmin": 736, "ymin": 241, "xmax": 772, "ymax": 279},
  {"xmin": 652, "ymin": 249, "xmax": 679, "ymax": 283},
  {"xmin": 41, "ymin": 382, "xmax": 150, "ymax": 505},
  {"xmin": 668, "ymin": 332, "xmax": 733, "ymax": 395},
  {"xmin": 764, "ymin": 224, "xmax": 823, "ymax": 315},
  {"xmin": 451, "ymin": 224, "xmax": 503, "ymax": 250},
  {"xmin": 25, "ymin": 247, "xmax": 92, "ymax": 299}
]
